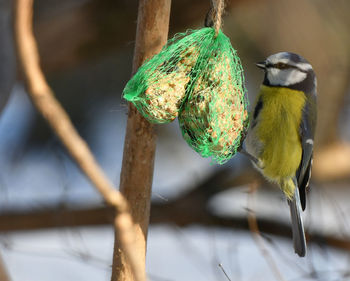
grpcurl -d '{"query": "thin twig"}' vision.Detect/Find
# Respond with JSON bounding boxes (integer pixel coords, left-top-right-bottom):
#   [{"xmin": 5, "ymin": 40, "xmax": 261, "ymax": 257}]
[
  {"xmin": 13, "ymin": 0, "xmax": 143, "ymax": 280},
  {"xmin": 0, "ymin": 252, "xmax": 11, "ymax": 281},
  {"xmin": 247, "ymin": 181, "xmax": 287, "ymax": 281},
  {"xmin": 218, "ymin": 263, "xmax": 232, "ymax": 281}
]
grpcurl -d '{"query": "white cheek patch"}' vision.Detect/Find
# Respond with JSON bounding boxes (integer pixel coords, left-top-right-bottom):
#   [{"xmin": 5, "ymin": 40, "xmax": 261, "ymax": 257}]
[
  {"xmin": 297, "ymin": 63, "xmax": 313, "ymax": 71},
  {"xmin": 267, "ymin": 68, "xmax": 307, "ymax": 86}
]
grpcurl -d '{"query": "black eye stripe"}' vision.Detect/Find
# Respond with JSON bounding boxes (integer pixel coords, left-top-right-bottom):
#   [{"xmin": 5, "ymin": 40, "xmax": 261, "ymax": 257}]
[{"xmin": 266, "ymin": 63, "xmax": 308, "ymax": 73}]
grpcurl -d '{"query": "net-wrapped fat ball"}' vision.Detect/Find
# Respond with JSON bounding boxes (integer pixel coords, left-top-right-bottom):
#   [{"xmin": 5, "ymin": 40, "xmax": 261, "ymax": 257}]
[
  {"xmin": 123, "ymin": 39, "xmax": 200, "ymax": 123},
  {"xmin": 141, "ymin": 71, "xmax": 190, "ymax": 122},
  {"xmin": 179, "ymin": 49, "xmax": 248, "ymax": 163}
]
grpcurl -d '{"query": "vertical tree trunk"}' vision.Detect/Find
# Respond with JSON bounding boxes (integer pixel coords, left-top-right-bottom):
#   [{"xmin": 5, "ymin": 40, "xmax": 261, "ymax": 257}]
[{"xmin": 111, "ymin": 1, "xmax": 171, "ymax": 280}]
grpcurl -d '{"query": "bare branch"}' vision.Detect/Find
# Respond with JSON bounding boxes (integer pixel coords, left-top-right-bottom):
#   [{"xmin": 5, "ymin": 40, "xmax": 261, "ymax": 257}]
[
  {"xmin": 0, "ymin": 252, "xmax": 11, "ymax": 281},
  {"xmin": 13, "ymin": 0, "xmax": 142, "ymax": 280},
  {"xmin": 1, "ymin": 202, "xmax": 350, "ymax": 254},
  {"xmin": 218, "ymin": 263, "xmax": 232, "ymax": 281},
  {"xmin": 247, "ymin": 182, "xmax": 286, "ymax": 281},
  {"xmin": 112, "ymin": 1, "xmax": 171, "ymax": 280}
]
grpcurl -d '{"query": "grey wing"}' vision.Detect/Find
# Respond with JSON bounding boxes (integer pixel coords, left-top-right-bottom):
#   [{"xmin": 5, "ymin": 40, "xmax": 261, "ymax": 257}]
[{"xmin": 297, "ymin": 92, "xmax": 317, "ymax": 211}]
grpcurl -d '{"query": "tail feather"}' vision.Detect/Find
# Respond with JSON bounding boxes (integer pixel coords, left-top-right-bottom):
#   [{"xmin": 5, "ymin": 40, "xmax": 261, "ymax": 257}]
[{"xmin": 288, "ymin": 186, "xmax": 307, "ymax": 257}]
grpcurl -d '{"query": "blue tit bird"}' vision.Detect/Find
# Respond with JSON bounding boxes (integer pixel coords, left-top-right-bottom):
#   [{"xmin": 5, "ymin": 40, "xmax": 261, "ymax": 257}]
[{"xmin": 243, "ymin": 52, "xmax": 317, "ymax": 257}]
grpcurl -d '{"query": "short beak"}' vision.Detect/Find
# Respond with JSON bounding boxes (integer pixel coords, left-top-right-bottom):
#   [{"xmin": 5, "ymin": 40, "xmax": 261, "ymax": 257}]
[{"xmin": 256, "ymin": 61, "xmax": 266, "ymax": 69}]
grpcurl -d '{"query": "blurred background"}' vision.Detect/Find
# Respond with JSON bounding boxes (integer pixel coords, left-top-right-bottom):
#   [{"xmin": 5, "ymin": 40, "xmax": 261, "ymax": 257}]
[{"xmin": 1, "ymin": 0, "xmax": 350, "ymax": 280}]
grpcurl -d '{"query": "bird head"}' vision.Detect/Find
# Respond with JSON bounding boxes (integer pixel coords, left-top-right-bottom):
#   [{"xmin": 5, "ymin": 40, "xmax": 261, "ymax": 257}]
[{"xmin": 257, "ymin": 52, "xmax": 316, "ymax": 91}]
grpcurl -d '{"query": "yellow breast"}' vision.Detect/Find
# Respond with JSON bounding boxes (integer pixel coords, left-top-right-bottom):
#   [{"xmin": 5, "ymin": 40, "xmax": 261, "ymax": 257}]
[{"xmin": 257, "ymin": 85, "xmax": 306, "ymax": 184}]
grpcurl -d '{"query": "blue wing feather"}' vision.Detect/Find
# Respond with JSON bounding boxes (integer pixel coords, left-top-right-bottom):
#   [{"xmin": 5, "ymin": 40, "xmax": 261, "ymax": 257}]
[{"xmin": 297, "ymin": 90, "xmax": 317, "ymax": 210}]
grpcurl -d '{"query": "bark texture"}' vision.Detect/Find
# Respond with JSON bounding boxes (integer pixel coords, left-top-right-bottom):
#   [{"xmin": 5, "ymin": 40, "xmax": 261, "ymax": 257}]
[{"xmin": 111, "ymin": 1, "xmax": 171, "ymax": 280}]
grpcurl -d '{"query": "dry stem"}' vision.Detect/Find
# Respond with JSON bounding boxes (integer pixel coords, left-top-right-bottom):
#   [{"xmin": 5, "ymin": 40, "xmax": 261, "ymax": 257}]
[
  {"xmin": 0, "ymin": 252, "xmax": 11, "ymax": 281},
  {"xmin": 112, "ymin": 1, "xmax": 171, "ymax": 280},
  {"xmin": 247, "ymin": 181, "xmax": 287, "ymax": 281},
  {"xmin": 14, "ymin": 0, "xmax": 143, "ymax": 280}
]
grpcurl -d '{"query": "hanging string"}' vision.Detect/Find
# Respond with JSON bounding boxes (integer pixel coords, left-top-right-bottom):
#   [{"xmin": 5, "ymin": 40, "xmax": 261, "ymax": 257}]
[{"xmin": 213, "ymin": 0, "xmax": 225, "ymax": 36}]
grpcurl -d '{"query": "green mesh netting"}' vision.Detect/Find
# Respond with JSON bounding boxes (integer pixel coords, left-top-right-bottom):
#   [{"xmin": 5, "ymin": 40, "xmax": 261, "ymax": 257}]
[
  {"xmin": 123, "ymin": 27, "xmax": 248, "ymax": 163},
  {"xmin": 123, "ymin": 29, "xmax": 202, "ymax": 123},
  {"xmin": 179, "ymin": 28, "xmax": 248, "ymax": 163}
]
